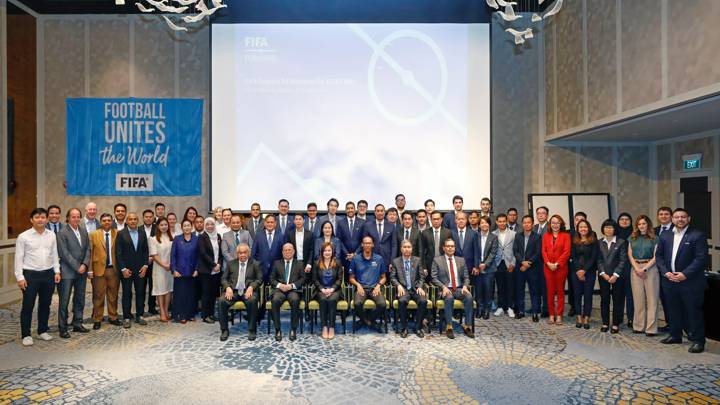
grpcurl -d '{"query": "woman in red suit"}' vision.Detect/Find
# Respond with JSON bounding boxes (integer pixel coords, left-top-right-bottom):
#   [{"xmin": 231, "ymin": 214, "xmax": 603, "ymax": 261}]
[{"xmin": 542, "ymin": 214, "xmax": 571, "ymax": 325}]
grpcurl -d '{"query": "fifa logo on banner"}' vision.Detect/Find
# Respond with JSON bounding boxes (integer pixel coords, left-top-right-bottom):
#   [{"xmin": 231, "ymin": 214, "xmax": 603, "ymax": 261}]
[
  {"xmin": 244, "ymin": 36, "xmax": 268, "ymax": 49},
  {"xmin": 116, "ymin": 174, "xmax": 153, "ymax": 191}
]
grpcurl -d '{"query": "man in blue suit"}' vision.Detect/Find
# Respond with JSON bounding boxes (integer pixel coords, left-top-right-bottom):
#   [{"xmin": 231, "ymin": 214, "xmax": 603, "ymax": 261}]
[
  {"xmin": 359, "ymin": 204, "xmax": 397, "ymax": 272},
  {"xmin": 46, "ymin": 205, "xmax": 64, "ymax": 234},
  {"xmin": 251, "ymin": 215, "xmax": 285, "ymax": 284},
  {"xmin": 336, "ymin": 201, "xmax": 365, "ymax": 270},
  {"xmin": 655, "ymin": 208, "xmax": 707, "ymax": 353},
  {"xmin": 451, "ymin": 211, "xmax": 479, "ymax": 279},
  {"xmin": 442, "ymin": 195, "xmax": 464, "ymax": 231}
]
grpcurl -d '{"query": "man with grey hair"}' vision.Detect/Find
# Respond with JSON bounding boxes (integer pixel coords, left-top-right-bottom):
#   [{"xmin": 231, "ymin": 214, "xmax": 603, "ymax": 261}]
[
  {"xmin": 80, "ymin": 202, "xmax": 100, "ymax": 232},
  {"xmin": 219, "ymin": 243, "xmax": 261, "ymax": 341},
  {"xmin": 390, "ymin": 239, "xmax": 427, "ymax": 338}
]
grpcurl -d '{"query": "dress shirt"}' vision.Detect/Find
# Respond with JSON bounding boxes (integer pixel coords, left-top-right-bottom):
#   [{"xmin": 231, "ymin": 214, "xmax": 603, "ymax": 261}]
[
  {"xmin": 115, "ymin": 221, "xmax": 125, "ymax": 231},
  {"xmin": 277, "ymin": 259, "xmax": 296, "ymax": 289},
  {"xmin": 480, "ymin": 232, "xmax": 488, "ymax": 262},
  {"xmin": 235, "ymin": 260, "xmax": 247, "ymax": 293},
  {"xmin": 84, "ymin": 217, "xmax": 97, "ymax": 232},
  {"xmin": 143, "ymin": 224, "xmax": 153, "ymax": 239},
  {"xmin": 49, "ymin": 222, "xmax": 61, "ymax": 234},
  {"xmin": 671, "ymin": 226, "xmax": 688, "ymax": 273},
  {"xmin": 295, "ymin": 231, "xmax": 305, "ymax": 261},
  {"xmin": 129, "ymin": 228, "xmax": 139, "ymax": 250},
  {"xmin": 216, "ymin": 223, "xmax": 230, "ymax": 235},
  {"xmin": 278, "ymin": 215, "xmax": 289, "ymax": 232},
  {"xmin": 69, "ymin": 225, "xmax": 82, "ymax": 246},
  {"xmin": 14, "ymin": 228, "xmax": 60, "ymax": 281}
]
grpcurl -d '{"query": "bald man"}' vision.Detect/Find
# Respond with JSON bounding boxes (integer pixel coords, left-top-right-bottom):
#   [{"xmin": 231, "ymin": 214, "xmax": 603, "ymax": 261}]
[{"xmin": 80, "ymin": 202, "xmax": 100, "ymax": 233}]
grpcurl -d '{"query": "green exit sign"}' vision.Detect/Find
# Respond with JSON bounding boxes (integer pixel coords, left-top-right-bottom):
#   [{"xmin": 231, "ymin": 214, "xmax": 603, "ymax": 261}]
[{"xmin": 682, "ymin": 154, "xmax": 702, "ymax": 170}]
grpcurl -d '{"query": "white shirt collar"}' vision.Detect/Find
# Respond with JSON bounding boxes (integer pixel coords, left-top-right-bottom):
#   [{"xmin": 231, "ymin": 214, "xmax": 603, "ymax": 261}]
[
  {"xmin": 674, "ymin": 226, "xmax": 688, "ymax": 236},
  {"xmin": 603, "ymin": 236, "xmax": 617, "ymax": 244}
]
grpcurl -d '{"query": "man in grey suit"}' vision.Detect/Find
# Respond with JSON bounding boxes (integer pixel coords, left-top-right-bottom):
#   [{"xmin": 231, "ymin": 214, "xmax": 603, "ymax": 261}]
[
  {"xmin": 218, "ymin": 244, "xmax": 262, "ymax": 341},
  {"xmin": 56, "ymin": 208, "xmax": 91, "ymax": 338},
  {"xmin": 79, "ymin": 202, "xmax": 100, "ymax": 233},
  {"xmin": 317, "ymin": 198, "xmax": 342, "ymax": 233},
  {"xmin": 474, "ymin": 217, "xmax": 498, "ymax": 319},
  {"xmin": 390, "ymin": 240, "xmax": 427, "ymax": 338},
  {"xmin": 420, "ymin": 211, "xmax": 452, "ymax": 280},
  {"xmin": 395, "ymin": 211, "xmax": 421, "ymax": 259},
  {"xmin": 222, "ymin": 214, "xmax": 253, "ymax": 265},
  {"xmin": 243, "ymin": 202, "xmax": 264, "ymax": 240},
  {"xmin": 432, "ymin": 238, "xmax": 474, "ymax": 339},
  {"xmin": 492, "ymin": 214, "xmax": 516, "ymax": 318}
]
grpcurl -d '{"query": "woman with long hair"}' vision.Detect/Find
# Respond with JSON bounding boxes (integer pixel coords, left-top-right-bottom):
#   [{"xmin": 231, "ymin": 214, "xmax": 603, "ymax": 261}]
[
  {"xmin": 149, "ymin": 217, "xmax": 174, "ymax": 322},
  {"xmin": 313, "ymin": 242, "xmax": 342, "ymax": 340},
  {"xmin": 542, "ymin": 214, "xmax": 571, "ymax": 325},
  {"xmin": 570, "ymin": 219, "xmax": 599, "ymax": 329},
  {"xmin": 628, "ymin": 215, "xmax": 659, "ymax": 336}
]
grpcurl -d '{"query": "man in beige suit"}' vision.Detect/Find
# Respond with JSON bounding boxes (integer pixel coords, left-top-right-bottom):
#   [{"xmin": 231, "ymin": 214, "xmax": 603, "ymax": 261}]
[{"xmin": 89, "ymin": 213, "xmax": 122, "ymax": 329}]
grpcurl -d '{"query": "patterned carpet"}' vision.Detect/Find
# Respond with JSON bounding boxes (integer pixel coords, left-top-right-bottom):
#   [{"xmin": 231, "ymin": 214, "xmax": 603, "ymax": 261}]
[{"xmin": 0, "ymin": 293, "xmax": 719, "ymax": 405}]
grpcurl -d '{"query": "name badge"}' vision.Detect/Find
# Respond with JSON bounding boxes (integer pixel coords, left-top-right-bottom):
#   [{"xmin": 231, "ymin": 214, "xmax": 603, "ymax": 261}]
[{"xmin": 371, "ymin": 261, "xmax": 378, "ymax": 267}]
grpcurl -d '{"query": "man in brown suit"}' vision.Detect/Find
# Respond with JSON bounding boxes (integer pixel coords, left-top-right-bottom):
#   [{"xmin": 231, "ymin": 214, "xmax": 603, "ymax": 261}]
[{"xmin": 88, "ymin": 213, "xmax": 122, "ymax": 329}]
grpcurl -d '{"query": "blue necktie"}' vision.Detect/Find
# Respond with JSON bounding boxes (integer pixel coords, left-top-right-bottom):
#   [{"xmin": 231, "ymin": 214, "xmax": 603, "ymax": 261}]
[
  {"xmin": 235, "ymin": 232, "xmax": 240, "ymax": 246},
  {"xmin": 105, "ymin": 232, "xmax": 111, "ymax": 267},
  {"xmin": 404, "ymin": 260, "xmax": 412, "ymax": 289}
]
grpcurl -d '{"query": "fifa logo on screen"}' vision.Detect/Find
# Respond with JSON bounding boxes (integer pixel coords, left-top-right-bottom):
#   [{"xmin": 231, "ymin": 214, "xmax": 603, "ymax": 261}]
[
  {"xmin": 116, "ymin": 174, "xmax": 154, "ymax": 191},
  {"xmin": 244, "ymin": 36, "xmax": 269, "ymax": 49}
]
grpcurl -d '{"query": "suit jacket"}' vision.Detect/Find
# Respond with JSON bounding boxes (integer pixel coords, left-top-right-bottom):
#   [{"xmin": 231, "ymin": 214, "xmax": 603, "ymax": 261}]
[
  {"xmin": 420, "ymin": 227, "xmax": 453, "ymax": 271},
  {"xmin": 317, "ymin": 214, "xmax": 344, "ymax": 236},
  {"xmin": 141, "ymin": 223, "xmax": 157, "ymax": 239},
  {"xmin": 336, "ymin": 216, "xmax": 365, "ymax": 257},
  {"xmin": 243, "ymin": 216, "xmax": 264, "ymax": 240},
  {"xmin": 571, "ymin": 239, "xmax": 600, "ymax": 272},
  {"xmin": 251, "ymin": 229, "xmax": 285, "ymax": 281},
  {"xmin": 533, "ymin": 222, "xmax": 549, "ymax": 237},
  {"xmin": 597, "ymin": 237, "xmax": 627, "ymax": 277},
  {"xmin": 477, "ymin": 231, "xmax": 499, "ymax": 273},
  {"xmin": 111, "ymin": 220, "xmax": 126, "ymax": 230},
  {"xmin": 275, "ymin": 214, "xmax": 295, "ymax": 236},
  {"xmin": 287, "ymin": 229, "xmax": 314, "ymax": 264},
  {"xmin": 513, "ymin": 231, "xmax": 542, "ymax": 271},
  {"xmin": 303, "ymin": 216, "xmax": 321, "ymax": 238},
  {"xmin": 442, "ymin": 211, "xmax": 460, "ymax": 231},
  {"xmin": 89, "ymin": 228, "xmax": 118, "ymax": 277},
  {"xmin": 56, "ymin": 225, "xmax": 91, "ymax": 279},
  {"xmin": 114, "ymin": 227, "xmax": 150, "ymax": 273},
  {"xmin": 270, "ymin": 258, "xmax": 305, "ymax": 291},
  {"xmin": 431, "ymin": 255, "xmax": 470, "ymax": 289},
  {"xmin": 197, "ymin": 232, "xmax": 224, "ymax": 274},
  {"xmin": 390, "ymin": 256, "xmax": 425, "ymax": 290},
  {"xmin": 222, "ymin": 259, "xmax": 262, "ymax": 292},
  {"xmin": 654, "ymin": 224, "xmax": 675, "ymax": 238},
  {"xmin": 507, "ymin": 223, "xmax": 519, "ymax": 233},
  {"xmin": 656, "ymin": 227, "xmax": 707, "ymax": 287},
  {"xmin": 360, "ymin": 219, "xmax": 397, "ymax": 268},
  {"xmin": 312, "ymin": 236, "xmax": 346, "ymax": 264},
  {"xmin": 46, "ymin": 222, "xmax": 64, "ymax": 233},
  {"xmin": 221, "ymin": 229, "xmax": 253, "ymax": 264},
  {"xmin": 395, "ymin": 226, "xmax": 422, "ymax": 259},
  {"xmin": 492, "ymin": 229, "xmax": 516, "ymax": 268},
  {"xmin": 312, "ymin": 263, "xmax": 342, "ymax": 292},
  {"xmin": 451, "ymin": 227, "xmax": 480, "ymax": 271}
]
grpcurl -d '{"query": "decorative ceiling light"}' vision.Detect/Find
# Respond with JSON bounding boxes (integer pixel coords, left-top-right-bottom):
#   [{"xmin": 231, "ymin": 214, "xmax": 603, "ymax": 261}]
[
  {"xmin": 487, "ymin": 0, "xmax": 564, "ymax": 45},
  {"xmin": 130, "ymin": 0, "xmax": 227, "ymax": 32}
]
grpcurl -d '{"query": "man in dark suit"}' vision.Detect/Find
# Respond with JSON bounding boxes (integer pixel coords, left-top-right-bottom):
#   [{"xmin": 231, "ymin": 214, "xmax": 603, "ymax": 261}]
[
  {"xmin": 251, "ymin": 215, "xmax": 285, "ymax": 284},
  {"xmin": 318, "ymin": 198, "xmax": 343, "ymax": 235},
  {"xmin": 242, "ymin": 202, "xmax": 264, "ymax": 240},
  {"xmin": 218, "ymin": 243, "xmax": 261, "ymax": 341},
  {"xmin": 395, "ymin": 211, "xmax": 421, "ymax": 259},
  {"xmin": 420, "ymin": 211, "xmax": 452, "ymax": 279},
  {"xmin": 533, "ymin": 205, "xmax": 550, "ymax": 317},
  {"xmin": 56, "ymin": 208, "xmax": 91, "ymax": 338},
  {"xmin": 654, "ymin": 206, "xmax": 674, "ymax": 332},
  {"xmin": 506, "ymin": 208, "xmax": 519, "ymax": 232},
  {"xmin": 451, "ymin": 211, "xmax": 479, "ymax": 279},
  {"xmin": 304, "ymin": 202, "xmax": 321, "ymax": 238},
  {"xmin": 390, "ymin": 240, "xmax": 427, "ymax": 338},
  {"xmin": 656, "ymin": 208, "xmax": 708, "ymax": 353},
  {"xmin": 287, "ymin": 213, "xmax": 314, "ymax": 279},
  {"xmin": 270, "ymin": 243, "xmax": 305, "ymax": 341},
  {"xmin": 359, "ymin": 204, "xmax": 397, "ymax": 271},
  {"xmin": 46, "ymin": 204, "xmax": 64, "ymax": 234},
  {"xmin": 432, "ymin": 238, "xmax": 474, "ymax": 339},
  {"xmin": 140, "ymin": 209, "xmax": 157, "ymax": 315},
  {"xmin": 513, "ymin": 215, "xmax": 542, "ymax": 321},
  {"xmin": 276, "ymin": 199, "xmax": 295, "ymax": 236},
  {"xmin": 442, "ymin": 195, "xmax": 464, "ymax": 231},
  {"xmin": 336, "ymin": 201, "xmax": 365, "ymax": 270},
  {"xmin": 114, "ymin": 212, "xmax": 150, "ymax": 328}
]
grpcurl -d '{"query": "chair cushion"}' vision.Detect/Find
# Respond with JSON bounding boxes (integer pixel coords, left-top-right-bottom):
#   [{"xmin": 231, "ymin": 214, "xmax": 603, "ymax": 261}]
[{"xmin": 229, "ymin": 301, "xmax": 246, "ymax": 311}]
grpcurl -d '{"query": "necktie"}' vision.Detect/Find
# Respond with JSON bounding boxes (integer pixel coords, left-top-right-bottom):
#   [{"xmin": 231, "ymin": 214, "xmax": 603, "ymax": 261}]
[
  {"xmin": 449, "ymin": 257, "xmax": 457, "ymax": 290},
  {"xmin": 404, "ymin": 260, "xmax": 412, "ymax": 288},
  {"xmin": 235, "ymin": 232, "xmax": 240, "ymax": 246},
  {"xmin": 268, "ymin": 232, "xmax": 273, "ymax": 247},
  {"xmin": 349, "ymin": 218, "xmax": 354, "ymax": 237},
  {"xmin": 310, "ymin": 219, "xmax": 314, "ymax": 232},
  {"xmin": 237, "ymin": 262, "xmax": 246, "ymax": 293},
  {"xmin": 377, "ymin": 222, "xmax": 382, "ymax": 238},
  {"xmin": 105, "ymin": 232, "xmax": 111, "ymax": 267},
  {"xmin": 434, "ymin": 230, "xmax": 440, "ymax": 256},
  {"xmin": 405, "ymin": 229, "xmax": 410, "ymax": 240},
  {"xmin": 254, "ymin": 219, "xmax": 258, "ymax": 232},
  {"xmin": 285, "ymin": 261, "xmax": 291, "ymax": 284},
  {"xmin": 54, "ymin": 223, "xmax": 58, "ymax": 233},
  {"xmin": 281, "ymin": 217, "xmax": 286, "ymax": 233},
  {"xmin": 459, "ymin": 230, "xmax": 464, "ymax": 246}
]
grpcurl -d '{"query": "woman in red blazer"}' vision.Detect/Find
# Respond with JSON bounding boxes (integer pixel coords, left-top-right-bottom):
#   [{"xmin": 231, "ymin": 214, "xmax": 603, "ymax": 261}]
[{"xmin": 542, "ymin": 214, "xmax": 571, "ymax": 325}]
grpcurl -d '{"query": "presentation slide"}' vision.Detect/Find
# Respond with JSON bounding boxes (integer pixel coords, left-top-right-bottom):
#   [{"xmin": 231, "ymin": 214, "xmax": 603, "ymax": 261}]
[{"xmin": 211, "ymin": 23, "xmax": 490, "ymax": 211}]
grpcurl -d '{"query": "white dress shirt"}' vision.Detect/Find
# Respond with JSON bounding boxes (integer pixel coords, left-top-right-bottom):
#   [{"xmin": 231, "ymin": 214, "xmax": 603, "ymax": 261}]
[
  {"xmin": 295, "ymin": 230, "xmax": 305, "ymax": 261},
  {"xmin": 216, "ymin": 223, "xmax": 230, "ymax": 235},
  {"xmin": 600, "ymin": 236, "xmax": 617, "ymax": 277},
  {"xmin": 14, "ymin": 228, "xmax": 61, "ymax": 281},
  {"xmin": 480, "ymin": 232, "xmax": 488, "ymax": 262},
  {"xmin": 445, "ymin": 255, "xmax": 460, "ymax": 288},
  {"xmin": 84, "ymin": 217, "xmax": 97, "ymax": 232},
  {"xmin": 69, "ymin": 225, "xmax": 82, "ymax": 246},
  {"xmin": 143, "ymin": 224, "xmax": 154, "ymax": 239},
  {"xmin": 115, "ymin": 220, "xmax": 125, "ymax": 231},
  {"xmin": 671, "ymin": 226, "xmax": 688, "ymax": 273}
]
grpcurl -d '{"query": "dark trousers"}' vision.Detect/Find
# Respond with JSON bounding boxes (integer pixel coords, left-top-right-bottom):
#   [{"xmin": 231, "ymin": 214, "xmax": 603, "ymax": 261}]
[
  {"xmin": 354, "ymin": 288, "xmax": 386, "ymax": 323},
  {"xmin": 663, "ymin": 278, "xmax": 705, "ymax": 345},
  {"xmin": 540, "ymin": 261, "xmax": 548, "ymax": 314},
  {"xmin": 318, "ymin": 291, "xmax": 340, "ymax": 328},
  {"xmin": 173, "ymin": 276, "xmax": 196, "ymax": 321},
  {"xmin": 567, "ymin": 262, "xmax": 576, "ymax": 312},
  {"xmin": 571, "ymin": 269, "xmax": 596, "ymax": 317},
  {"xmin": 442, "ymin": 288, "xmax": 473, "ymax": 326},
  {"xmin": 599, "ymin": 276, "xmax": 625, "ymax": 326},
  {"xmin": 623, "ymin": 271, "xmax": 634, "ymax": 321},
  {"xmin": 515, "ymin": 266, "xmax": 541, "ymax": 314},
  {"xmin": 397, "ymin": 290, "xmax": 427, "ymax": 330},
  {"xmin": 20, "ymin": 269, "xmax": 55, "ymax": 338},
  {"xmin": 200, "ymin": 273, "xmax": 221, "ymax": 318},
  {"xmin": 271, "ymin": 290, "xmax": 302, "ymax": 331},
  {"xmin": 473, "ymin": 273, "xmax": 494, "ymax": 313},
  {"xmin": 121, "ymin": 272, "xmax": 147, "ymax": 319},
  {"xmin": 495, "ymin": 262, "xmax": 514, "ymax": 310},
  {"xmin": 58, "ymin": 276, "xmax": 87, "ymax": 331},
  {"xmin": 146, "ymin": 264, "xmax": 156, "ymax": 313},
  {"xmin": 659, "ymin": 278, "xmax": 671, "ymax": 326},
  {"xmin": 219, "ymin": 290, "xmax": 259, "ymax": 332}
]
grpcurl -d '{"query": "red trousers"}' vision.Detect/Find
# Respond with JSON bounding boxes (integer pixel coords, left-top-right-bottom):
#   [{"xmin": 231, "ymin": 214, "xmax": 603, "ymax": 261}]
[{"xmin": 544, "ymin": 267, "xmax": 568, "ymax": 317}]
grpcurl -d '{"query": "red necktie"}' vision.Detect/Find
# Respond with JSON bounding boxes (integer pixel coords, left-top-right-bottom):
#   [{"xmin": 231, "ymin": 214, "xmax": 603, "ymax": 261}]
[{"xmin": 449, "ymin": 257, "xmax": 457, "ymax": 290}]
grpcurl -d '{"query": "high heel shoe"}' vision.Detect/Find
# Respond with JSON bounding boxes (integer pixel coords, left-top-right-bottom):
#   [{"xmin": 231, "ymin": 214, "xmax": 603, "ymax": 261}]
[{"xmin": 600, "ymin": 325, "xmax": 609, "ymax": 332}]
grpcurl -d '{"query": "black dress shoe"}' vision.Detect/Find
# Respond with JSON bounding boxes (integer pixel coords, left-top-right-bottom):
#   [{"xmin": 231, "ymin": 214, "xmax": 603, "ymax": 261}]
[
  {"xmin": 109, "ymin": 319, "xmax": 123, "ymax": 326},
  {"xmin": 482, "ymin": 311, "xmax": 490, "ymax": 320},
  {"xmin": 248, "ymin": 331, "xmax": 257, "ymax": 341},
  {"xmin": 374, "ymin": 322, "xmax": 385, "ymax": 333},
  {"xmin": 59, "ymin": 330, "xmax": 71, "ymax": 339},
  {"xmin": 583, "ymin": 323, "xmax": 590, "ymax": 330},
  {"xmin": 627, "ymin": 320, "xmax": 633, "ymax": 329},
  {"xmin": 148, "ymin": 310, "xmax": 159, "ymax": 316},
  {"xmin": 645, "ymin": 333, "xmax": 657, "ymax": 337},
  {"xmin": 400, "ymin": 329, "xmax": 408, "ymax": 338},
  {"xmin": 202, "ymin": 317, "xmax": 214, "ymax": 324},
  {"xmin": 446, "ymin": 328, "xmax": 455, "ymax": 339},
  {"xmin": 515, "ymin": 312, "xmax": 525, "ymax": 319},
  {"xmin": 610, "ymin": 327, "xmax": 619, "ymax": 334},
  {"xmin": 632, "ymin": 330, "xmax": 644, "ymax": 334},
  {"xmin": 275, "ymin": 330, "xmax": 282, "ymax": 341},
  {"xmin": 93, "ymin": 322, "xmax": 101, "ymax": 330},
  {"xmin": 660, "ymin": 336, "xmax": 682, "ymax": 344},
  {"xmin": 532, "ymin": 314, "xmax": 539, "ymax": 323},
  {"xmin": 600, "ymin": 326, "xmax": 609, "ymax": 333},
  {"xmin": 72, "ymin": 325, "xmax": 90, "ymax": 333},
  {"xmin": 135, "ymin": 317, "xmax": 147, "ymax": 326},
  {"xmin": 575, "ymin": 323, "xmax": 582, "ymax": 329},
  {"xmin": 289, "ymin": 330, "xmax": 297, "ymax": 341},
  {"xmin": 220, "ymin": 330, "xmax": 229, "ymax": 341},
  {"xmin": 688, "ymin": 343, "xmax": 704, "ymax": 353},
  {"xmin": 415, "ymin": 329, "xmax": 424, "ymax": 338},
  {"xmin": 209, "ymin": 315, "xmax": 218, "ymax": 322}
]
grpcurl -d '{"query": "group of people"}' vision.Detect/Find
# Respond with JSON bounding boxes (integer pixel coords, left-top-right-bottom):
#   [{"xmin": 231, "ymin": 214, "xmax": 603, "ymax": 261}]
[{"xmin": 14, "ymin": 195, "xmax": 708, "ymax": 352}]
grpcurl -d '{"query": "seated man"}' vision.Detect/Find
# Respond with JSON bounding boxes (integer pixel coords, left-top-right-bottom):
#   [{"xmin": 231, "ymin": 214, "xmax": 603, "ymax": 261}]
[
  {"xmin": 390, "ymin": 240, "xmax": 427, "ymax": 338},
  {"xmin": 349, "ymin": 236, "xmax": 387, "ymax": 333},
  {"xmin": 270, "ymin": 243, "xmax": 305, "ymax": 342},
  {"xmin": 432, "ymin": 238, "xmax": 475, "ymax": 339},
  {"xmin": 219, "ymin": 243, "xmax": 261, "ymax": 341}
]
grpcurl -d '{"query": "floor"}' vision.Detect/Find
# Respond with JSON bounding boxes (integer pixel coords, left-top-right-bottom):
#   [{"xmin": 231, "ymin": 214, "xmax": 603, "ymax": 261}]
[{"xmin": 0, "ymin": 293, "xmax": 718, "ymax": 405}]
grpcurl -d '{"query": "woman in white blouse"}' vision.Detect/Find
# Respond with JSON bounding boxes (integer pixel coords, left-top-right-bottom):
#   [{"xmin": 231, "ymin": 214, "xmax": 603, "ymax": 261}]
[
  {"xmin": 149, "ymin": 217, "xmax": 175, "ymax": 322},
  {"xmin": 197, "ymin": 217, "xmax": 224, "ymax": 323}
]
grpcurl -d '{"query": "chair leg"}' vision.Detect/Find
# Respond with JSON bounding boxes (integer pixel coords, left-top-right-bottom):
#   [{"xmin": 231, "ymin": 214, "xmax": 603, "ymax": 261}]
[
  {"xmin": 342, "ymin": 311, "xmax": 347, "ymax": 334},
  {"xmin": 267, "ymin": 309, "xmax": 271, "ymax": 335},
  {"xmin": 352, "ymin": 309, "xmax": 356, "ymax": 334},
  {"xmin": 229, "ymin": 309, "xmax": 235, "ymax": 326}
]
